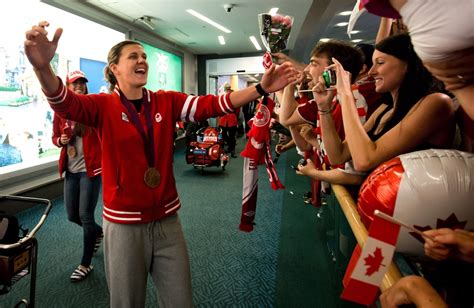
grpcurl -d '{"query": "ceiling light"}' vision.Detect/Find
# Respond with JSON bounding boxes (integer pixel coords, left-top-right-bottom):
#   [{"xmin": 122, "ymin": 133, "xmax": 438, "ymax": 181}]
[
  {"xmin": 335, "ymin": 22, "xmax": 349, "ymax": 27},
  {"xmin": 218, "ymin": 35, "xmax": 226, "ymax": 45},
  {"xmin": 136, "ymin": 16, "xmax": 155, "ymax": 30},
  {"xmin": 350, "ymin": 30, "xmax": 361, "ymax": 34},
  {"xmin": 319, "ymin": 38, "xmax": 331, "ymax": 42},
  {"xmin": 269, "ymin": 7, "xmax": 279, "ymax": 15},
  {"xmin": 339, "ymin": 11, "xmax": 352, "ymax": 16},
  {"xmin": 186, "ymin": 9, "xmax": 232, "ymax": 33},
  {"xmin": 351, "ymin": 39, "xmax": 363, "ymax": 43},
  {"xmin": 249, "ymin": 36, "xmax": 262, "ymax": 51}
]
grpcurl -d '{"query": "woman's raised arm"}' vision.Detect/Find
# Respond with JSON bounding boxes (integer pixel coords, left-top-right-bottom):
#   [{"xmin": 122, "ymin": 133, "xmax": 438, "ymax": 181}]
[{"xmin": 24, "ymin": 21, "xmax": 62, "ymax": 95}]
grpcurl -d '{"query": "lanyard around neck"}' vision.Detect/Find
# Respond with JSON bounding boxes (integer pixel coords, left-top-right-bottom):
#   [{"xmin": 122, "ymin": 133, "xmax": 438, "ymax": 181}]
[{"xmin": 118, "ymin": 88, "xmax": 155, "ymax": 167}]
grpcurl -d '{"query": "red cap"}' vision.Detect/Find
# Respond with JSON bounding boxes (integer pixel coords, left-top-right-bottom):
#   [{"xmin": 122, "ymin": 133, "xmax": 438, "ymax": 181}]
[{"xmin": 66, "ymin": 70, "xmax": 88, "ymax": 83}]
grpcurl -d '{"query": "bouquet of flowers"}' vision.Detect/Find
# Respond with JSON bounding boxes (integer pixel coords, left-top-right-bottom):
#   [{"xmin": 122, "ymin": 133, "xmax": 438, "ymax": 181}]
[{"xmin": 258, "ymin": 13, "xmax": 294, "ymax": 68}]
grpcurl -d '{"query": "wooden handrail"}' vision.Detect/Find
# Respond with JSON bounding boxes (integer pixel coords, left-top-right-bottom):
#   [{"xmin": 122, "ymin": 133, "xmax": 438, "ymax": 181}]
[{"xmin": 331, "ymin": 183, "xmax": 402, "ymax": 291}]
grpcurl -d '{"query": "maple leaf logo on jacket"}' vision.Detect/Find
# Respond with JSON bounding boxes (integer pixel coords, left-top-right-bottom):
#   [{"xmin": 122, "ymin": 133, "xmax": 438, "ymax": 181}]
[
  {"xmin": 363, "ymin": 247, "xmax": 384, "ymax": 276},
  {"xmin": 252, "ymin": 105, "xmax": 271, "ymax": 127}
]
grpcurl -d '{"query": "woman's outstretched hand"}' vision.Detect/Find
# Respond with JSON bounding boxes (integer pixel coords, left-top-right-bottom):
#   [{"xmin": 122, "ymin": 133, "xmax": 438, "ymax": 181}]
[
  {"xmin": 24, "ymin": 21, "xmax": 63, "ymax": 70},
  {"xmin": 260, "ymin": 62, "xmax": 298, "ymax": 94}
]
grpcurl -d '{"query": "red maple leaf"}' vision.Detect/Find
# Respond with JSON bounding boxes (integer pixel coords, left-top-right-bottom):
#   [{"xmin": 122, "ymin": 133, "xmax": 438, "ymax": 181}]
[
  {"xmin": 411, "ymin": 213, "xmax": 468, "ymax": 243},
  {"xmin": 364, "ymin": 247, "xmax": 385, "ymax": 276}
]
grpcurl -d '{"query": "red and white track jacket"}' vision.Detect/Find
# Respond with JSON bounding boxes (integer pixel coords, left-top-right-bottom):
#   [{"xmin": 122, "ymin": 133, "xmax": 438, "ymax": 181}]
[
  {"xmin": 46, "ymin": 80, "xmax": 235, "ymax": 224},
  {"xmin": 52, "ymin": 114, "xmax": 102, "ymax": 179}
]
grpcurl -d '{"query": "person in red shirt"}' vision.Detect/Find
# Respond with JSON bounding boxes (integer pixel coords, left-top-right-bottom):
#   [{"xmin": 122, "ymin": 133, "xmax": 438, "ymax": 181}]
[
  {"xmin": 25, "ymin": 21, "xmax": 297, "ymax": 308},
  {"xmin": 51, "ymin": 70, "xmax": 102, "ymax": 282},
  {"xmin": 276, "ymin": 41, "xmax": 366, "ymax": 207},
  {"xmin": 218, "ymin": 84, "xmax": 240, "ymax": 157}
]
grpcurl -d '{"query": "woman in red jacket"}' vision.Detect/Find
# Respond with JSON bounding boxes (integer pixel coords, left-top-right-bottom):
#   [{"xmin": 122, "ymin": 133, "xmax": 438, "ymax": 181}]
[
  {"xmin": 52, "ymin": 70, "xmax": 102, "ymax": 282},
  {"xmin": 26, "ymin": 21, "xmax": 296, "ymax": 308}
]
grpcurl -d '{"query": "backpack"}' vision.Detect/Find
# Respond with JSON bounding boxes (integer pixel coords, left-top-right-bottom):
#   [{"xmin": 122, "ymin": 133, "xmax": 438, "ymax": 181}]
[{"xmin": 0, "ymin": 215, "xmax": 27, "ymax": 245}]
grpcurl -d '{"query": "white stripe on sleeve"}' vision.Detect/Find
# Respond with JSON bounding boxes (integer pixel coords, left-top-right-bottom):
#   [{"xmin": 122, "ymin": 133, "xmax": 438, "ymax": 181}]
[
  {"xmin": 188, "ymin": 96, "xmax": 199, "ymax": 122},
  {"xmin": 47, "ymin": 85, "xmax": 67, "ymax": 104},
  {"xmin": 218, "ymin": 94, "xmax": 227, "ymax": 114},
  {"xmin": 222, "ymin": 93, "xmax": 233, "ymax": 113},
  {"xmin": 181, "ymin": 95, "xmax": 195, "ymax": 121}
]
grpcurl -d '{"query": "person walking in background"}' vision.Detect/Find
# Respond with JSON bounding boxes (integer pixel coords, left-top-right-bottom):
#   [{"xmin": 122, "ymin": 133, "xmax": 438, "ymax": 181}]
[
  {"xmin": 218, "ymin": 83, "xmax": 240, "ymax": 158},
  {"xmin": 26, "ymin": 21, "xmax": 296, "ymax": 308},
  {"xmin": 51, "ymin": 70, "xmax": 103, "ymax": 282}
]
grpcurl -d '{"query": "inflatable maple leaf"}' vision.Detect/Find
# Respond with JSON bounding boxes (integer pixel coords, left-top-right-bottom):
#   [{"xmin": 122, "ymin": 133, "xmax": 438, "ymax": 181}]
[{"xmin": 410, "ymin": 213, "xmax": 468, "ymax": 243}]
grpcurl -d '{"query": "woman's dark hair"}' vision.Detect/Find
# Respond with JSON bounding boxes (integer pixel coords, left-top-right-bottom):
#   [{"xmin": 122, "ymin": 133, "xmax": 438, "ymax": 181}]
[
  {"xmin": 104, "ymin": 40, "xmax": 143, "ymax": 93},
  {"xmin": 368, "ymin": 34, "xmax": 437, "ymax": 140},
  {"xmin": 355, "ymin": 43, "xmax": 375, "ymax": 70}
]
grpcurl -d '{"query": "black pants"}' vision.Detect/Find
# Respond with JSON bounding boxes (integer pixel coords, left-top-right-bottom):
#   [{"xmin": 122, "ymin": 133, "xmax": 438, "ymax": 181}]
[{"xmin": 220, "ymin": 126, "xmax": 237, "ymax": 152}]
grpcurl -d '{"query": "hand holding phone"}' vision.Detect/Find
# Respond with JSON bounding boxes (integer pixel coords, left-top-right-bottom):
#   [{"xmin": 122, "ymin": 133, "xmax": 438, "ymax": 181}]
[
  {"xmin": 322, "ymin": 69, "xmax": 336, "ymax": 88},
  {"xmin": 291, "ymin": 158, "xmax": 307, "ymax": 171}
]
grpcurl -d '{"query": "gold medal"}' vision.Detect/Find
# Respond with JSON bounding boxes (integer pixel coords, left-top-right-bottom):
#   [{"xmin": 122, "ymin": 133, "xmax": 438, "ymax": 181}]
[
  {"xmin": 144, "ymin": 167, "xmax": 161, "ymax": 188},
  {"xmin": 67, "ymin": 146, "xmax": 77, "ymax": 158}
]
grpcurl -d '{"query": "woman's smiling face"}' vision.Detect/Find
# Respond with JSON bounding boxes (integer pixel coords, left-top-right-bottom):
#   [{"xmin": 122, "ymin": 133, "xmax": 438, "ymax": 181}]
[
  {"xmin": 111, "ymin": 44, "xmax": 149, "ymax": 89},
  {"xmin": 68, "ymin": 79, "xmax": 87, "ymax": 94},
  {"xmin": 369, "ymin": 50, "xmax": 407, "ymax": 94}
]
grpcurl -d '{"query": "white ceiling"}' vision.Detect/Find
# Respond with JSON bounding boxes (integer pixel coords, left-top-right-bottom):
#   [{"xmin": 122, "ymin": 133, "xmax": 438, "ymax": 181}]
[{"xmin": 43, "ymin": 0, "xmax": 381, "ymax": 61}]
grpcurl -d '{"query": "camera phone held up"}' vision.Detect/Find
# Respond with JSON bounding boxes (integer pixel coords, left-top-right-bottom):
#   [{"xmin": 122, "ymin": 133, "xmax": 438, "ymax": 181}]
[{"xmin": 322, "ymin": 69, "xmax": 336, "ymax": 88}]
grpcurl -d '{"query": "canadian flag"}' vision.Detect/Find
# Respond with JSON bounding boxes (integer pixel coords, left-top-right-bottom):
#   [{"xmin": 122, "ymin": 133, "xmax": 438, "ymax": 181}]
[
  {"xmin": 239, "ymin": 97, "xmax": 284, "ymax": 232},
  {"xmin": 341, "ymin": 211, "xmax": 401, "ymax": 305}
]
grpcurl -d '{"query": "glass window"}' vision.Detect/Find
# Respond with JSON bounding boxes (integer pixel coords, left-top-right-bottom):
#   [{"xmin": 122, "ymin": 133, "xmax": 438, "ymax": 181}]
[
  {"xmin": 140, "ymin": 41, "xmax": 183, "ymax": 92},
  {"xmin": 0, "ymin": 0, "xmax": 124, "ymax": 176}
]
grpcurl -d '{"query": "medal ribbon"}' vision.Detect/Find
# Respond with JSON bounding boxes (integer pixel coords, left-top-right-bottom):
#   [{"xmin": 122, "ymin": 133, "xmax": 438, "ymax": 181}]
[
  {"xmin": 118, "ymin": 88, "xmax": 155, "ymax": 167},
  {"xmin": 65, "ymin": 120, "xmax": 76, "ymax": 145}
]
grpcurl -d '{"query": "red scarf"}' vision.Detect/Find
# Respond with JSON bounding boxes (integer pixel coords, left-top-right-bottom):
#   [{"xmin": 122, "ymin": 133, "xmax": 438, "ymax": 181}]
[{"xmin": 240, "ymin": 96, "xmax": 284, "ymax": 232}]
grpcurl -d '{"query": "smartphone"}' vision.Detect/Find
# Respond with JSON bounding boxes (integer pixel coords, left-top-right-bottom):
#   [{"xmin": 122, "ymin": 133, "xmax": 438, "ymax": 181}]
[
  {"xmin": 322, "ymin": 69, "xmax": 336, "ymax": 88},
  {"xmin": 291, "ymin": 158, "xmax": 307, "ymax": 170}
]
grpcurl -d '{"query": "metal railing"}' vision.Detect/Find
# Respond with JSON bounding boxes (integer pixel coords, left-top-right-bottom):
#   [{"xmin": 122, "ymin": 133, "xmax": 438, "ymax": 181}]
[{"xmin": 331, "ymin": 183, "xmax": 402, "ymax": 291}]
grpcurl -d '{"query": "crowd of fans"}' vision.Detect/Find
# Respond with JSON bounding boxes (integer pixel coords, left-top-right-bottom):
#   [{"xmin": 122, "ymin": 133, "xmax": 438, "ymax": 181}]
[{"xmin": 267, "ymin": 11, "xmax": 473, "ymax": 307}]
